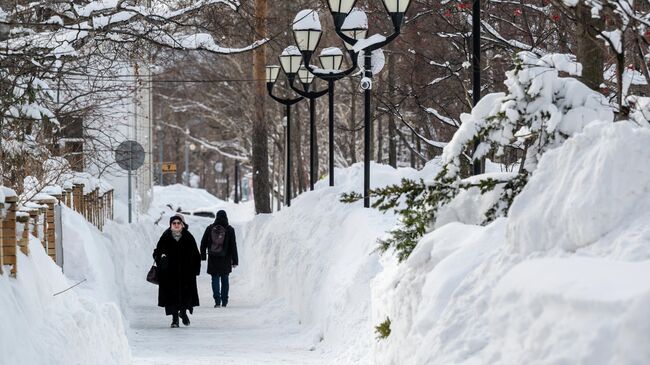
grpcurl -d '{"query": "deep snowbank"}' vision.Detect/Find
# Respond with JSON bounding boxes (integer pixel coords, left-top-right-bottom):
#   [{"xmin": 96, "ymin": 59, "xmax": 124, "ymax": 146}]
[
  {"xmin": 0, "ymin": 207, "xmax": 131, "ymax": 365},
  {"xmin": 238, "ymin": 162, "xmax": 439, "ymax": 363},
  {"xmin": 509, "ymin": 121, "xmax": 650, "ymax": 257},
  {"xmin": 373, "ymin": 121, "xmax": 650, "ymax": 364}
]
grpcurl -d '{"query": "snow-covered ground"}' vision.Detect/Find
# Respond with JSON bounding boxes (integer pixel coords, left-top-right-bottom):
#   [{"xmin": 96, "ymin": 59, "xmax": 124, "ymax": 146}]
[{"xmin": 2, "ymin": 121, "xmax": 649, "ymax": 364}]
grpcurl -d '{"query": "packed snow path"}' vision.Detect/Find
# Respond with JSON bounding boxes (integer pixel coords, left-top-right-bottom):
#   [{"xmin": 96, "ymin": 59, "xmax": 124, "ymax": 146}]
[
  {"xmin": 126, "ymin": 215, "xmax": 330, "ymax": 365},
  {"xmin": 128, "ymin": 275, "xmax": 327, "ymax": 364}
]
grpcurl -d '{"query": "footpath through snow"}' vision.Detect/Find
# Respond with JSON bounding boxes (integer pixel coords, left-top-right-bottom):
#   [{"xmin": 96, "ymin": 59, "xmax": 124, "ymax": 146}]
[{"xmin": 2, "ymin": 120, "xmax": 650, "ymax": 364}]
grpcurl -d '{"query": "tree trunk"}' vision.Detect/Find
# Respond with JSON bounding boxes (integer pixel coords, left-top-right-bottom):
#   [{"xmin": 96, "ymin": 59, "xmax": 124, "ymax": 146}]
[
  {"xmin": 575, "ymin": 3, "xmax": 604, "ymax": 91},
  {"xmin": 410, "ymin": 131, "xmax": 415, "ymax": 168},
  {"xmin": 251, "ymin": 0, "xmax": 271, "ymax": 213}
]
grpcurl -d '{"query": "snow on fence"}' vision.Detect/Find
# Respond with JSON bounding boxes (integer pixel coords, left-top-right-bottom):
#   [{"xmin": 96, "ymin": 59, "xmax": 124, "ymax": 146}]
[{"xmin": 0, "ymin": 183, "xmax": 114, "ymax": 278}]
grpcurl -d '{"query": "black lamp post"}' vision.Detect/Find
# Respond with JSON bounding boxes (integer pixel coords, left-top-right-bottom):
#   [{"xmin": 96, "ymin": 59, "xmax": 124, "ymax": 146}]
[
  {"xmin": 279, "ymin": 46, "xmax": 329, "ymax": 191},
  {"xmin": 472, "ymin": 0, "xmax": 483, "ymax": 175},
  {"xmin": 292, "ymin": 9, "xmax": 363, "ymax": 187},
  {"xmin": 266, "ymin": 65, "xmax": 303, "ymax": 207},
  {"xmin": 325, "ymin": 0, "xmax": 411, "ymax": 208}
]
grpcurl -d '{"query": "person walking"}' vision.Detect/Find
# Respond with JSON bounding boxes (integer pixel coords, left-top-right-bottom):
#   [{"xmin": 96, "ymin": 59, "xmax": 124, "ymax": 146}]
[
  {"xmin": 153, "ymin": 213, "xmax": 201, "ymax": 328},
  {"xmin": 200, "ymin": 210, "xmax": 239, "ymax": 308}
]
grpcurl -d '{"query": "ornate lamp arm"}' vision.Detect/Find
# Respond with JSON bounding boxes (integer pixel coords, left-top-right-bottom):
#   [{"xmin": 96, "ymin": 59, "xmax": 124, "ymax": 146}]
[
  {"xmin": 266, "ymin": 83, "xmax": 303, "ymax": 106},
  {"xmin": 287, "ymin": 77, "xmax": 329, "ymax": 99}
]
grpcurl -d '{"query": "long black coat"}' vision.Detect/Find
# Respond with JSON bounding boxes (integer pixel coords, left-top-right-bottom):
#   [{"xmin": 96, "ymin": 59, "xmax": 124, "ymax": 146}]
[
  {"xmin": 200, "ymin": 223, "xmax": 239, "ymax": 275},
  {"xmin": 153, "ymin": 228, "xmax": 201, "ymax": 312}
]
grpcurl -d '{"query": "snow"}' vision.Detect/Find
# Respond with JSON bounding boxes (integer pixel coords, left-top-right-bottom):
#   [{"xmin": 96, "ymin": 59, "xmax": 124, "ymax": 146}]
[
  {"xmin": 487, "ymin": 258, "xmax": 650, "ymax": 364},
  {"xmin": 282, "ymin": 45, "xmax": 301, "ymax": 56},
  {"xmin": 2, "ymin": 105, "xmax": 650, "ymax": 364},
  {"xmin": 1, "ymin": 186, "xmax": 16, "ymax": 198},
  {"xmin": 352, "ymin": 34, "xmax": 387, "ymax": 53},
  {"xmin": 600, "ymin": 30, "xmax": 623, "ymax": 54},
  {"xmin": 508, "ymin": 121, "xmax": 650, "ymax": 256},
  {"xmin": 373, "ymin": 120, "xmax": 650, "ymax": 364},
  {"xmin": 0, "ymin": 209, "xmax": 130, "ymax": 364},
  {"xmin": 442, "ymin": 52, "xmax": 613, "ymax": 177},
  {"xmin": 320, "ymin": 46, "xmax": 343, "ymax": 56},
  {"xmin": 293, "ymin": 9, "xmax": 321, "ymax": 31},
  {"xmin": 342, "ymin": 9, "xmax": 368, "ymax": 30}
]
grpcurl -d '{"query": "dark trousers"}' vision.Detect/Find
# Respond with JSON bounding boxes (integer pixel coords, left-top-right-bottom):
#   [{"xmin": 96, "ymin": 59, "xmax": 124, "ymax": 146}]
[{"xmin": 211, "ymin": 274, "xmax": 230, "ymax": 305}]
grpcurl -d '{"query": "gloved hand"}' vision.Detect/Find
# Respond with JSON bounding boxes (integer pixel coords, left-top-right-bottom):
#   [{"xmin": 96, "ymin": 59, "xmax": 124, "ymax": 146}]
[{"xmin": 159, "ymin": 254, "xmax": 169, "ymax": 270}]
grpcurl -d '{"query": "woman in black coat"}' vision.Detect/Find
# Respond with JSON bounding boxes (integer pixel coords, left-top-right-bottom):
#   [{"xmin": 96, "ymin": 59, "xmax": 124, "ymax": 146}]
[
  {"xmin": 153, "ymin": 214, "xmax": 201, "ymax": 328},
  {"xmin": 200, "ymin": 210, "xmax": 238, "ymax": 308}
]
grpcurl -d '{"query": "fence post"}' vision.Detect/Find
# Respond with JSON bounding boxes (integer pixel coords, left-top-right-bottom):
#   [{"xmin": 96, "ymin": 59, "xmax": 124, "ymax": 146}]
[
  {"xmin": 28, "ymin": 209, "xmax": 39, "ymax": 238},
  {"xmin": 98, "ymin": 191, "xmax": 104, "ymax": 230},
  {"xmin": 93, "ymin": 188, "xmax": 99, "ymax": 227},
  {"xmin": 37, "ymin": 197, "xmax": 57, "ymax": 261},
  {"xmin": 83, "ymin": 191, "xmax": 89, "ymax": 222},
  {"xmin": 109, "ymin": 190, "xmax": 114, "ymax": 220},
  {"xmin": 73, "ymin": 184, "xmax": 83, "ymax": 214},
  {"xmin": 3, "ymin": 196, "xmax": 18, "ymax": 277},
  {"xmin": 38, "ymin": 206, "xmax": 47, "ymax": 250},
  {"xmin": 16, "ymin": 213, "xmax": 30, "ymax": 256},
  {"xmin": 63, "ymin": 188, "xmax": 71, "ymax": 208}
]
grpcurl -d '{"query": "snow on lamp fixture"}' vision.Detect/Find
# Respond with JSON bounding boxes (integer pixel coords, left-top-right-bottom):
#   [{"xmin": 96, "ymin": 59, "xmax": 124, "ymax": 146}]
[
  {"xmin": 341, "ymin": 9, "xmax": 368, "ymax": 50},
  {"xmin": 279, "ymin": 46, "xmax": 303, "ymax": 76},
  {"xmin": 266, "ymin": 65, "xmax": 280, "ymax": 83},
  {"xmin": 293, "ymin": 10, "xmax": 322, "ymax": 53},
  {"xmin": 319, "ymin": 47, "xmax": 344, "ymax": 71},
  {"xmin": 297, "ymin": 66, "xmax": 315, "ymax": 85}
]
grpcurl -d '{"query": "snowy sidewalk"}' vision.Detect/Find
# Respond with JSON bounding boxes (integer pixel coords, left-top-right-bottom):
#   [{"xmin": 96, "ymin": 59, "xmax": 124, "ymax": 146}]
[
  {"xmin": 128, "ymin": 265, "xmax": 328, "ymax": 365},
  {"xmin": 126, "ymin": 214, "xmax": 329, "ymax": 365}
]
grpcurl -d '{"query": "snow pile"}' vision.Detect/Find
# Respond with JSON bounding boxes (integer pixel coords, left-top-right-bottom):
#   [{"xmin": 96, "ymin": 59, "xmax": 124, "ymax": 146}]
[
  {"xmin": 509, "ymin": 121, "xmax": 650, "ymax": 256},
  {"xmin": 373, "ymin": 121, "xmax": 650, "ymax": 364},
  {"xmin": 239, "ymin": 162, "xmax": 437, "ymax": 362},
  {"xmin": 148, "ymin": 184, "xmax": 254, "ymax": 223},
  {"xmin": 0, "ymin": 207, "xmax": 131, "ymax": 365}
]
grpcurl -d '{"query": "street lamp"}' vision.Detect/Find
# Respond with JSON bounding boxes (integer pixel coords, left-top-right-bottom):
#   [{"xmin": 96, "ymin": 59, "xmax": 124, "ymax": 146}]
[
  {"xmin": 293, "ymin": 9, "xmax": 363, "ymax": 187},
  {"xmin": 266, "ymin": 65, "xmax": 303, "ymax": 207},
  {"xmin": 472, "ymin": 0, "xmax": 483, "ymax": 175},
  {"xmin": 325, "ymin": 0, "xmax": 412, "ymax": 207},
  {"xmin": 279, "ymin": 46, "xmax": 328, "ymax": 191}
]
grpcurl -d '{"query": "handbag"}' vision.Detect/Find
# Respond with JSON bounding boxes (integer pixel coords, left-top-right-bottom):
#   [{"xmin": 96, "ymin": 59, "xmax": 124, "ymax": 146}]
[{"xmin": 146, "ymin": 260, "xmax": 159, "ymax": 285}]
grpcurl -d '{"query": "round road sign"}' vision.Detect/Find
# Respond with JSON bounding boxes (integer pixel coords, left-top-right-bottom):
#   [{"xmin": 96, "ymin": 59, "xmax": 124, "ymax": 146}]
[{"xmin": 115, "ymin": 140, "xmax": 145, "ymax": 171}]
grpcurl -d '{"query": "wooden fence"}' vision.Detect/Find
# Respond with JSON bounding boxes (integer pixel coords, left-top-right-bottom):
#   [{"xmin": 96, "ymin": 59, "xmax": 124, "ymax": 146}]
[{"xmin": 0, "ymin": 184, "xmax": 113, "ymax": 277}]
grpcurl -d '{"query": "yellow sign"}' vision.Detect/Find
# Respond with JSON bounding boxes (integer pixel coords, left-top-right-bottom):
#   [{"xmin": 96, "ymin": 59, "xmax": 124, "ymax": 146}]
[{"xmin": 162, "ymin": 163, "xmax": 177, "ymax": 173}]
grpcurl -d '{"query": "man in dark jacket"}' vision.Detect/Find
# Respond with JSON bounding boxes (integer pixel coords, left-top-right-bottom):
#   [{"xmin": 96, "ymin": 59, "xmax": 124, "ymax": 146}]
[
  {"xmin": 200, "ymin": 210, "xmax": 238, "ymax": 308},
  {"xmin": 153, "ymin": 214, "xmax": 201, "ymax": 327}
]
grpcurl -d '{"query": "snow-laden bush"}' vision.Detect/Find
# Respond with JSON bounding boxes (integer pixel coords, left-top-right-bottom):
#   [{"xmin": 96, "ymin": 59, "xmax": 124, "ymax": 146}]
[
  {"xmin": 354, "ymin": 52, "xmax": 615, "ymax": 261},
  {"xmin": 443, "ymin": 52, "xmax": 612, "ymax": 176}
]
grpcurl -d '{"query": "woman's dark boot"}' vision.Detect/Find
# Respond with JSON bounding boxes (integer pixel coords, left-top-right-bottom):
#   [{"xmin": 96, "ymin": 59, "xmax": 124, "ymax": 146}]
[
  {"xmin": 179, "ymin": 310, "xmax": 190, "ymax": 326},
  {"xmin": 171, "ymin": 313, "xmax": 180, "ymax": 328}
]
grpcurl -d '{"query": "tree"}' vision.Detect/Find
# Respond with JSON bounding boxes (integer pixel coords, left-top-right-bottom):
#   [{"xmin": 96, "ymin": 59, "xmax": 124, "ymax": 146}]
[
  {"xmin": 0, "ymin": 0, "xmax": 264, "ymax": 194},
  {"xmin": 251, "ymin": 0, "xmax": 271, "ymax": 213}
]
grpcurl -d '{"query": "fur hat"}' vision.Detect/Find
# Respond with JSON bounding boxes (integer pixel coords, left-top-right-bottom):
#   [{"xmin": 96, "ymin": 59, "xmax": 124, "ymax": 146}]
[{"xmin": 169, "ymin": 213, "xmax": 187, "ymax": 226}]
